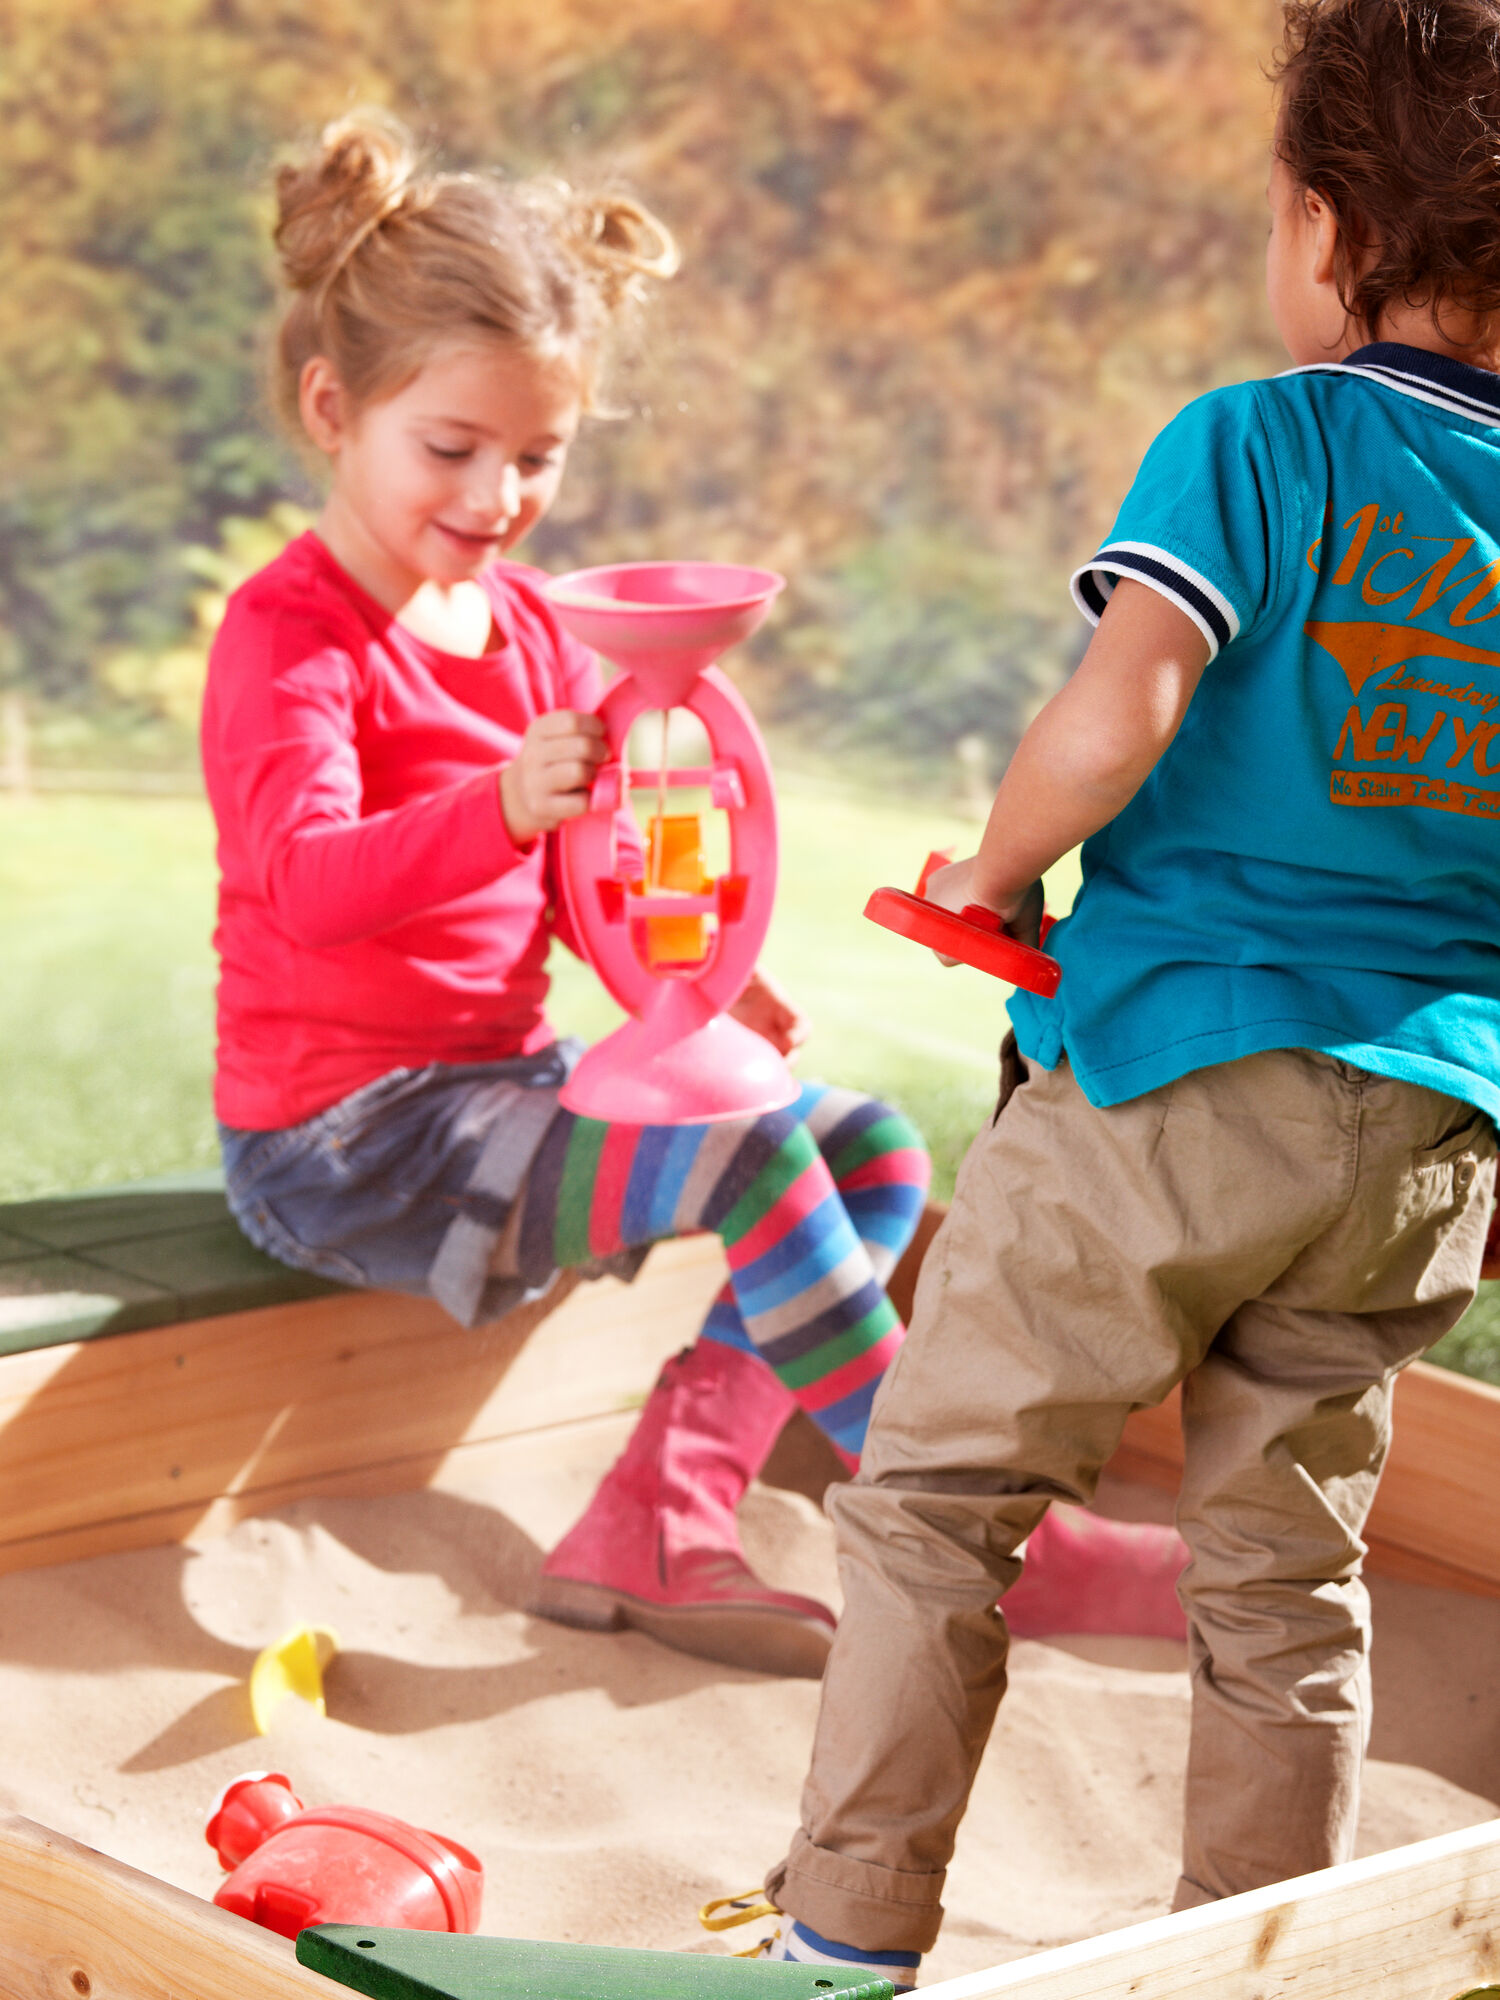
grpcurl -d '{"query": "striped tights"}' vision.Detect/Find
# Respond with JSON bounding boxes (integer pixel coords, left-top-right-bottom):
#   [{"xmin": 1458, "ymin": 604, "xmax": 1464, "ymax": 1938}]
[{"xmin": 517, "ymin": 1083, "xmax": 930, "ymax": 1462}]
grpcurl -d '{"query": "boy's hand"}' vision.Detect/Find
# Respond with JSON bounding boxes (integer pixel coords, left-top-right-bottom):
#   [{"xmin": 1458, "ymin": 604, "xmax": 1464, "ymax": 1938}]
[
  {"xmin": 499, "ymin": 710, "xmax": 607, "ymax": 845},
  {"xmin": 730, "ymin": 964, "xmax": 809, "ymax": 1058},
  {"xmin": 923, "ymin": 859, "xmax": 1045, "ymax": 958},
  {"xmin": 923, "ymin": 855, "xmax": 979, "ymax": 919}
]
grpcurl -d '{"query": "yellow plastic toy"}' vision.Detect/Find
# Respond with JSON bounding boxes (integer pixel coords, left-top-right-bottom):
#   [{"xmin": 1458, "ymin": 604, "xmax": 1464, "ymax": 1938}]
[
  {"xmin": 249, "ymin": 1625, "xmax": 340, "ymax": 1736},
  {"xmin": 633, "ymin": 811, "xmax": 714, "ymax": 968}
]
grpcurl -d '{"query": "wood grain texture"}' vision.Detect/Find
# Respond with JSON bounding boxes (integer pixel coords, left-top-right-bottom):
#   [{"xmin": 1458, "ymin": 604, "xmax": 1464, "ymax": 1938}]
[
  {"xmin": 4, "ymin": 1807, "xmax": 1500, "ymax": 2000},
  {"xmin": 0, "ymin": 1814, "xmax": 326, "ymax": 2000},
  {"xmin": 4, "ymin": 1188, "xmax": 1499, "ymax": 1605},
  {"xmin": 918, "ymin": 1815, "xmax": 1500, "ymax": 2000},
  {"xmin": 0, "ymin": 1236, "xmax": 728, "ymax": 1575}
]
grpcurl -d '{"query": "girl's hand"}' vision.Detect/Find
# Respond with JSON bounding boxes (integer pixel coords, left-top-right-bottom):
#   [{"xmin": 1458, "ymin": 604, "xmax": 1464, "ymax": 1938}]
[
  {"xmin": 730, "ymin": 964, "xmax": 810, "ymax": 1058},
  {"xmin": 923, "ymin": 859, "xmax": 1044, "ymax": 957},
  {"xmin": 499, "ymin": 710, "xmax": 607, "ymax": 845}
]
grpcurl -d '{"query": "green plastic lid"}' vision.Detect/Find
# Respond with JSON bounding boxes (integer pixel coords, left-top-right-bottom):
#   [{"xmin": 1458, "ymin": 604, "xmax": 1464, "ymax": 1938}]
[{"xmin": 296, "ymin": 1926, "xmax": 895, "ymax": 2000}]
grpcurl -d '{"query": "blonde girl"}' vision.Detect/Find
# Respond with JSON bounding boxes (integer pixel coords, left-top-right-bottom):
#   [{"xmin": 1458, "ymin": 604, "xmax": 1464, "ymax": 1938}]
[{"xmin": 203, "ymin": 111, "xmax": 932, "ymax": 1677}]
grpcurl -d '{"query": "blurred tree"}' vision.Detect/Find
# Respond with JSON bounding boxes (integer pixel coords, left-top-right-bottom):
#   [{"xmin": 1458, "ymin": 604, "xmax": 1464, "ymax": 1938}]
[
  {"xmin": 98, "ymin": 502, "xmax": 312, "ymax": 726},
  {"xmin": 776, "ymin": 530, "xmax": 1072, "ymax": 777},
  {"xmin": 0, "ymin": 0, "xmax": 1284, "ymax": 761}
]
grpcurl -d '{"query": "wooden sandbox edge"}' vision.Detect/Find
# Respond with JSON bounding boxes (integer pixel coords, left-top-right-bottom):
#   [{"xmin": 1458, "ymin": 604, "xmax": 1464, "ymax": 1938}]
[
  {"xmin": 919, "ymin": 1812, "xmax": 1500, "ymax": 2000},
  {"xmin": 0, "ymin": 1236, "xmax": 728, "ymax": 1576},
  {"xmin": 0, "ymin": 1812, "xmax": 324, "ymax": 2000},
  {"xmin": 4, "ymin": 1809, "xmax": 1500, "ymax": 2000}
]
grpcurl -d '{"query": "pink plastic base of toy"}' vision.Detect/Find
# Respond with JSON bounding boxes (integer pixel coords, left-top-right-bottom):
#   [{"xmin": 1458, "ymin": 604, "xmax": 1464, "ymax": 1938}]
[{"xmin": 560, "ymin": 988, "xmax": 798, "ymax": 1126}]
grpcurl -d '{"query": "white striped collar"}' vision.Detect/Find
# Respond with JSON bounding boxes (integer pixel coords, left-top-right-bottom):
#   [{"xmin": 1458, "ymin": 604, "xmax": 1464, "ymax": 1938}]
[{"xmin": 1283, "ymin": 343, "xmax": 1500, "ymax": 427}]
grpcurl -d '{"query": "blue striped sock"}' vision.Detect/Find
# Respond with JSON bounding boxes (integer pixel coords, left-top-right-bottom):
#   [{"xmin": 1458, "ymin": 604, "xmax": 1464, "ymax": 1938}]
[{"xmin": 771, "ymin": 1916, "xmax": 921, "ymax": 1992}]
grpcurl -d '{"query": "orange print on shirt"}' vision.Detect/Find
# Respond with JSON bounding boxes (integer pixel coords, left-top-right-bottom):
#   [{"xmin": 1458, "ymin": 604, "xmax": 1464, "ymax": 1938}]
[
  {"xmin": 1305, "ymin": 621, "xmax": 1500, "ymax": 696},
  {"xmin": 1310, "ymin": 621, "xmax": 1500, "ymax": 816}
]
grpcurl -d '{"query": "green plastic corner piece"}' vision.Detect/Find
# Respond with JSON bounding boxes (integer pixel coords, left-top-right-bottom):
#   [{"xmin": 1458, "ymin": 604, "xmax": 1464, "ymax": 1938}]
[{"xmin": 295, "ymin": 1927, "xmax": 895, "ymax": 2000}]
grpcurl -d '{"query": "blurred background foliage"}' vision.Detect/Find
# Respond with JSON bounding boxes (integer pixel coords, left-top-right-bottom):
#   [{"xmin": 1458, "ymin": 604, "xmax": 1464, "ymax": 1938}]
[
  {"xmin": 0, "ymin": 0, "xmax": 1284, "ymax": 786},
  {"xmin": 10, "ymin": 0, "xmax": 1500, "ymax": 1384}
]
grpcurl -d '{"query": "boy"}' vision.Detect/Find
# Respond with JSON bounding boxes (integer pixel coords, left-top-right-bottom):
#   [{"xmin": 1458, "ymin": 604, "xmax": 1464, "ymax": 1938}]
[{"xmin": 733, "ymin": 0, "xmax": 1500, "ymax": 1981}]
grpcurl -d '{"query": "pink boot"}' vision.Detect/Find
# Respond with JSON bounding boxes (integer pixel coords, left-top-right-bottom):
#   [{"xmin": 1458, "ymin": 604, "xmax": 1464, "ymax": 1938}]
[
  {"xmin": 527, "ymin": 1340, "xmax": 837, "ymax": 1678},
  {"xmin": 1002, "ymin": 1504, "xmax": 1189, "ymax": 1640}
]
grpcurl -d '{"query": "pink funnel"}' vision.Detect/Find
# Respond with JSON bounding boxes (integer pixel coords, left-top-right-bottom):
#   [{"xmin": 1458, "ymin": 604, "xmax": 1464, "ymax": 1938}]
[
  {"xmin": 545, "ymin": 561, "xmax": 796, "ymax": 1126},
  {"xmin": 545, "ymin": 562, "xmax": 783, "ymax": 707}
]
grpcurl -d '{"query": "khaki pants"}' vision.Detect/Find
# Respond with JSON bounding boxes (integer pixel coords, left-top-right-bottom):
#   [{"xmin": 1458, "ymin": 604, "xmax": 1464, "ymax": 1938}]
[{"xmin": 768, "ymin": 1044, "xmax": 1494, "ymax": 1953}]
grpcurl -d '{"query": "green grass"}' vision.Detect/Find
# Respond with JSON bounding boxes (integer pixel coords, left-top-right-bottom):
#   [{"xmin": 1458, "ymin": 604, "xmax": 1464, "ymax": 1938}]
[
  {"xmin": 0, "ymin": 779, "xmax": 1076, "ymax": 1206},
  {"xmin": 1428, "ymin": 1282, "xmax": 1500, "ymax": 1386},
  {"xmin": 0, "ymin": 794, "xmax": 223, "ymax": 1197},
  {"xmin": 6, "ymin": 784, "xmax": 1497, "ymax": 1394}
]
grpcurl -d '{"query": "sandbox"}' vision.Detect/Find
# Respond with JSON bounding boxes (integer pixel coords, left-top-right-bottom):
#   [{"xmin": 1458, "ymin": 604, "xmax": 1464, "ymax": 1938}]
[{"xmin": 1, "ymin": 1201, "xmax": 1499, "ymax": 1996}]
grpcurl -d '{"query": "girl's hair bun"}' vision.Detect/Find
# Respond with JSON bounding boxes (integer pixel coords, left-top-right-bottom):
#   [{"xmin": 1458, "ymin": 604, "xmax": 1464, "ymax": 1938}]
[
  {"xmin": 554, "ymin": 189, "xmax": 681, "ymax": 312},
  {"xmin": 269, "ymin": 108, "xmax": 677, "ymax": 433},
  {"xmin": 273, "ymin": 109, "xmax": 422, "ymax": 296}
]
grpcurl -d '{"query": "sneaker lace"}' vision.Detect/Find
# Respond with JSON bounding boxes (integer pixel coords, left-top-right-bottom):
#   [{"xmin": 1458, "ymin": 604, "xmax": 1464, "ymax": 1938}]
[{"xmin": 699, "ymin": 1889, "xmax": 781, "ymax": 1958}]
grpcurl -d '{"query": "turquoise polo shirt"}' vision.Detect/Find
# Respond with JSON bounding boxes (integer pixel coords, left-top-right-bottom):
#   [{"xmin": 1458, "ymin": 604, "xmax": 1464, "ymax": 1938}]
[{"xmin": 1007, "ymin": 342, "xmax": 1500, "ymax": 1123}]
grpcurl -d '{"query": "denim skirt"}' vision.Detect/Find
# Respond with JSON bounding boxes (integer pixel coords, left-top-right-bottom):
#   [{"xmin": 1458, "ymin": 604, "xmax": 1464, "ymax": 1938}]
[{"xmin": 219, "ymin": 1040, "xmax": 585, "ymax": 1328}]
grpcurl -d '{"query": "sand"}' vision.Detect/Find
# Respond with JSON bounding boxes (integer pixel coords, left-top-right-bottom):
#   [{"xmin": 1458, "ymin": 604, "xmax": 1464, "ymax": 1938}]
[{"xmin": 0, "ymin": 1415, "xmax": 1496, "ymax": 1985}]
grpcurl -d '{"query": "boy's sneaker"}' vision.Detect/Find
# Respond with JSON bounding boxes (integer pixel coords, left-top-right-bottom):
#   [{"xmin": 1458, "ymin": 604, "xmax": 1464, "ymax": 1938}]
[
  {"xmin": 700, "ymin": 1894, "xmax": 920, "ymax": 1992},
  {"xmin": 765, "ymin": 1916, "xmax": 921, "ymax": 1992}
]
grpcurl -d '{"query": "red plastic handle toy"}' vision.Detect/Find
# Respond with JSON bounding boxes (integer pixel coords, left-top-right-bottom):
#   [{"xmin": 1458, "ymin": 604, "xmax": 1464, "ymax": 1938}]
[{"xmin": 863, "ymin": 852, "xmax": 1062, "ymax": 997}]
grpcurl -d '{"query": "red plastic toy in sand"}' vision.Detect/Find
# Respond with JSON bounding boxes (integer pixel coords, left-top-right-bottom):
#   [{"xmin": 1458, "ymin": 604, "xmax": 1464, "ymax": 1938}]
[
  {"xmin": 864, "ymin": 851, "xmax": 1062, "ymax": 997},
  {"xmin": 205, "ymin": 1772, "xmax": 483, "ymax": 1940}
]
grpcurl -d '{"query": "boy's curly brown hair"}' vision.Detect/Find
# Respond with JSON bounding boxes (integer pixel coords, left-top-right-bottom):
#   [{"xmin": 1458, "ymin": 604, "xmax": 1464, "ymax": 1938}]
[{"xmin": 1274, "ymin": 0, "xmax": 1500, "ymax": 341}]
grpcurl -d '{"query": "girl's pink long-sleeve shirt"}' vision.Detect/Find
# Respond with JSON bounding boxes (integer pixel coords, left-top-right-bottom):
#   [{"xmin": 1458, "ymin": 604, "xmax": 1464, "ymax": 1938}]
[{"xmin": 201, "ymin": 532, "xmax": 601, "ymax": 1130}]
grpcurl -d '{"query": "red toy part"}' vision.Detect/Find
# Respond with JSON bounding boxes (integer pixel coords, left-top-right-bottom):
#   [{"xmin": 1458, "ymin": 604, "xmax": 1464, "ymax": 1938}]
[
  {"xmin": 864, "ymin": 857, "xmax": 1062, "ymax": 999},
  {"xmin": 205, "ymin": 1773, "xmax": 483, "ymax": 1940},
  {"xmin": 206, "ymin": 1771, "xmax": 304, "ymax": 1868}
]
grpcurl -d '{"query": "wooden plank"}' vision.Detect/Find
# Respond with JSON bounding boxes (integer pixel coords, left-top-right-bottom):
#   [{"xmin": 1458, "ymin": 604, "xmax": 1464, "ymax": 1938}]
[
  {"xmin": 4, "ymin": 1808, "xmax": 1500, "ymax": 2000},
  {"xmin": 0, "ymin": 1415, "xmax": 623, "ymax": 1576},
  {"xmin": 1108, "ymin": 1389, "xmax": 1184, "ymax": 1493},
  {"xmin": 80, "ymin": 1219, "xmax": 341, "ymax": 1322},
  {"xmin": 1369, "ymin": 1363, "xmax": 1500, "ymax": 1586},
  {"xmin": 0, "ymin": 1184, "xmax": 233, "ymax": 1251},
  {"xmin": 1111, "ymin": 1363, "xmax": 1500, "ymax": 1598},
  {"xmin": 918, "ymin": 1815, "xmax": 1500, "ymax": 2000},
  {"xmin": 0, "ymin": 1252, "xmax": 178, "ymax": 1350},
  {"xmin": 0, "ymin": 1187, "xmax": 340, "ymax": 1346},
  {"xmin": 0, "ymin": 1812, "xmax": 326, "ymax": 2000},
  {"xmin": 0, "ymin": 1235, "xmax": 728, "ymax": 1575}
]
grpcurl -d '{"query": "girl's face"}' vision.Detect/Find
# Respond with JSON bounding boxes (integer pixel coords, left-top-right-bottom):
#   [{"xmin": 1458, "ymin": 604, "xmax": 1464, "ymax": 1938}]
[{"xmin": 306, "ymin": 339, "xmax": 583, "ymax": 607}]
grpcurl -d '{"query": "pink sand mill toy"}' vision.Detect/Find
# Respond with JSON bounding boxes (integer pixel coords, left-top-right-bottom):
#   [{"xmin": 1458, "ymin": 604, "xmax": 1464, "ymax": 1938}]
[{"xmin": 543, "ymin": 560, "xmax": 798, "ymax": 1126}]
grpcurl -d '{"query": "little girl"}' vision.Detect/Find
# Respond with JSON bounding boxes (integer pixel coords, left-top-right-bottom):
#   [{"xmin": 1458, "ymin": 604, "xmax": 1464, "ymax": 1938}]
[
  {"xmin": 202, "ymin": 110, "xmax": 933, "ymax": 1678},
  {"xmin": 206, "ymin": 111, "xmax": 1182, "ymax": 1680}
]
